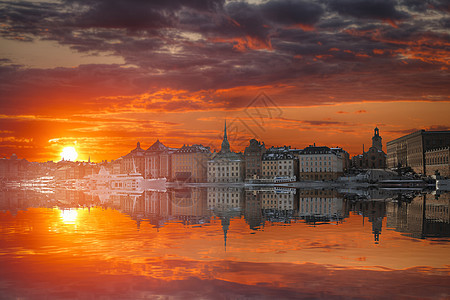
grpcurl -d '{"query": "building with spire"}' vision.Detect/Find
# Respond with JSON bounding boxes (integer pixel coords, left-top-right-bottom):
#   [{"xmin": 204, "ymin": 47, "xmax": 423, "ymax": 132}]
[
  {"xmin": 207, "ymin": 121, "xmax": 244, "ymax": 183},
  {"xmin": 352, "ymin": 127, "xmax": 387, "ymax": 169}
]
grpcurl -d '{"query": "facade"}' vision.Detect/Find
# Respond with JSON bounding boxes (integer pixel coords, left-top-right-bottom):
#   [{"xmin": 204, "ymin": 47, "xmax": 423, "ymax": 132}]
[
  {"xmin": 120, "ymin": 140, "xmax": 176, "ymax": 179},
  {"xmin": 331, "ymin": 147, "xmax": 350, "ymax": 172},
  {"xmin": 121, "ymin": 142, "xmax": 146, "ymax": 175},
  {"xmin": 244, "ymin": 139, "xmax": 266, "ymax": 179},
  {"xmin": 261, "ymin": 146, "xmax": 298, "ymax": 181},
  {"xmin": 207, "ymin": 121, "xmax": 244, "ymax": 183},
  {"xmin": 171, "ymin": 144, "xmax": 212, "ymax": 182},
  {"xmin": 387, "ymin": 130, "xmax": 450, "ymax": 174},
  {"xmin": 425, "ymin": 147, "xmax": 449, "ymax": 177},
  {"xmin": 145, "ymin": 140, "xmax": 175, "ymax": 180},
  {"xmin": 0, "ymin": 154, "xmax": 33, "ymax": 179},
  {"xmin": 351, "ymin": 127, "xmax": 386, "ymax": 169},
  {"xmin": 299, "ymin": 145, "xmax": 344, "ymax": 180}
]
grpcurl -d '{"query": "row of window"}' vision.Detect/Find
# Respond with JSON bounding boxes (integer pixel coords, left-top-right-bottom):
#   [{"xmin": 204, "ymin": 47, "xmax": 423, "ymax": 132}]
[
  {"xmin": 262, "ymin": 165, "xmax": 292, "ymax": 170},
  {"xmin": 426, "ymin": 156, "xmax": 449, "ymax": 164},
  {"xmin": 301, "ymin": 156, "xmax": 332, "ymax": 161},
  {"xmin": 301, "ymin": 161, "xmax": 331, "ymax": 166},
  {"xmin": 301, "ymin": 168, "xmax": 333, "ymax": 172}
]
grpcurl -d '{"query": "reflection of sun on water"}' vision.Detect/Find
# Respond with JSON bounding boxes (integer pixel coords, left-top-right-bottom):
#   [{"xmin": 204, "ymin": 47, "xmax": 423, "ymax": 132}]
[{"xmin": 60, "ymin": 209, "xmax": 78, "ymax": 224}]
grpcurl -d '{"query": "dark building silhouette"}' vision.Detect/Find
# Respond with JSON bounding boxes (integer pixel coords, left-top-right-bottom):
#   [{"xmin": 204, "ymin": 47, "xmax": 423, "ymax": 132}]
[
  {"xmin": 387, "ymin": 129, "xmax": 450, "ymax": 175},
  {"xmin": 244, "ymin": 139, "xmax": 266, "ymax": 180}
]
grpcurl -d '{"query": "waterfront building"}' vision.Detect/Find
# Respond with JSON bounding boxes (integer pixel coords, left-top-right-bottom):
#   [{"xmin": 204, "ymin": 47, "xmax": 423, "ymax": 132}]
[
  {"xmin": 425, "ymin": 147, "xmax": 449, "ymax": 177},
  {"xmin": 171, "ymin": 144, "xmax": 212, "ymax": 182},
  {"xmin": 331, "ymin": 147, "xmax": 351, "ymax": 172},
  {"xmin": 145, "ymin": 140, "xmax": 175, "ymax": 180},
  {"xmin": 261, "ymin": 146, "xmax": 297, "ymax": 181},
  {"xmin": 121, "ymin": 142, "xmax": 146, "ymax": 175},
  {"xmin": 244, "ymin": 139, "xmax": 266, "ymax": 179},
  {"xmin": 207, "ymin": 121, "xmax": 244, "ymax": 183},
  {"xmin": 351, "ymin": 127, "xmax": 386, "ymax": 169},
  {"xmin": 0, "ymin": 154, "xmax": 32, "ymax": 179},
  {"xmin": 299, "ymin": 145, "xmax": 343, "ymax": 181},
  {"xmin": 386, "ymin": 130, "xmax": 450, "ymax": 174}
]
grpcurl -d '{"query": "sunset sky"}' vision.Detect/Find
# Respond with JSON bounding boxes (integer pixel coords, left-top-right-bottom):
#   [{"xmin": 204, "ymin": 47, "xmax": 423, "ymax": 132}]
[{"xmin": 0, "ymin": 0, "xmax": 449, "ymax": 162}]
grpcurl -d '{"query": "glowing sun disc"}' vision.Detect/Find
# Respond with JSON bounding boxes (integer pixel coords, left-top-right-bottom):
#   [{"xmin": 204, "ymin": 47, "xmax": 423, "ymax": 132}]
[{"xmin": 60, "ymin": 146, "xmax": 78, "ymax": 161}]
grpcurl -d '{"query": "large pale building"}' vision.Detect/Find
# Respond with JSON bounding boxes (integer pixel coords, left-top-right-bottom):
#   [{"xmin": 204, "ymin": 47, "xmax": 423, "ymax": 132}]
[
  {"xmin": 425, "ymin": 147, "xmax": 449, "ymax": 177},
  {"xmin": 261, "ymin": 146, "xmax": 298, "ymax": 182},
  {"xmin": 207, "ymin": 121, "xmax": 244, "ymax": 183},
  {"xmin": 121, "ymin": 140, "xmax": 176, "ymax": 179},
  {"xmin": 386, "ymin": 130, "xmax": 450, "ymax": 175},
  {"xmin": 299, "ymin": 145, "xmax": 344, "ymax": 181},
  {"xmin": 171, "ymin": 144, "xmax": 212, "ymax": 182},
  {"xmin": 121, "ymin": 142, "xmax": 147, "ymax": 175},
  {"xmin": 145, "ymin": 140, "xmax": 175, "ymax": 179}
]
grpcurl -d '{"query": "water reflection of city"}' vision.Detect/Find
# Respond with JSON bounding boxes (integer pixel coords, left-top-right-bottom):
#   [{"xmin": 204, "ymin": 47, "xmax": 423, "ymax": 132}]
[{"xmin": 0, "ymin": 187, "xmax": 448, "ymax": 242}]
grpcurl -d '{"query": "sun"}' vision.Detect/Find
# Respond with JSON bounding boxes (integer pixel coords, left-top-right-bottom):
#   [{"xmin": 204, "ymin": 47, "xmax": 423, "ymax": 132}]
[{"xmin": 60, "ymin": 146, "xmax": 78, "ymax": 161}]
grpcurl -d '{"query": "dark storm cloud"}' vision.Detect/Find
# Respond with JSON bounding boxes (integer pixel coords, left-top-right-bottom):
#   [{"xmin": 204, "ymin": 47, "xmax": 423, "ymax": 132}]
[
  {"xmin": 327, "ymin": 0, "xmax": 409, "ymax": 21},
  {"xmin": 0, "ymin": 0, "xmax": 448, "ymax": 114},
  {"xmin": 400, "ymin": 0, "xmax": 450, "ymax": 12},
  {"xmin": 261, "ymin": 0, "xmax": 324, "ymax": 26}
]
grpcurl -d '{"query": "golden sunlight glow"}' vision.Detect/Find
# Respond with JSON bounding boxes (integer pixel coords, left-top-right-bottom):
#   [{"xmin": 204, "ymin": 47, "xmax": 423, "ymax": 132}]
[
  {"xmin": 60, "ymin": 209, "xmax": 78, "ymax": 224},
  {"xmin": 60, "ymin": 146, "xmax": 78, "ymax": 161}
]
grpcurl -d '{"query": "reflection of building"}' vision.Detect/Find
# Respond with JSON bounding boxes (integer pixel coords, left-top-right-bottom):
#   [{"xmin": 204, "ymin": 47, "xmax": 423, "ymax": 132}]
[
  {"xmin": 207, "ymin": 187, "xmax": 243, "ymax": 210},
  {"xmin": 351, "ymin": 200, "xmax": 386, "ymax": 243},
  {"xmin": 207, "ymin": 121, "xmax": 244, "ymax": 183},
  {"xmin": 299, "ymin": 145, "xmax": 344, "ymax": 181},
  {"xmin": 425, "ymin": 147, "xmax": 449, "ymax": 177},
  {"xmin": 244, "ymin": 139, "xmax": 266, "ymax": 179},
  {"xmin": 261, "ymin": 189, "xmax": 296, "ymax": 211},
  {"xmin": 298, "ymin": 189, "xmax": 345, "ymax": 223},
  {"xmin": 207, "ymin": 187, "xmax": 243, "ymax": 250},
  {"xmin": 386, "ymin": 193, "xmax": 449, "ymax": 239},
  {"xmin": 170, "ymin": 188, "xmax": 209, "ymax": 224},
  {"xmin": 171, "ymin": 144, "xmax": 212, "ymax": 182},
  {"xmin": 387, "ymin": 130, "xmax": 450, "ymax": 174},
  {"xmin": 244, "ymin": 190, "xmax": 264, "ymax": 230},
  {"xmin": 261, "ymin": 147, "xmax": 297, "ymax": 181},
  {"xmin": 352, "ymin": 128, "xmax": 386, "ymax": 169}
]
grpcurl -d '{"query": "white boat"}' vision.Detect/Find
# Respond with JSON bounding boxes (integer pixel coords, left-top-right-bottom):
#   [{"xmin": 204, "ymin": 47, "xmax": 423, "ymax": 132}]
[{"xmin": 81, "ymin": 166, "xmax": 166, "ymax": 196}]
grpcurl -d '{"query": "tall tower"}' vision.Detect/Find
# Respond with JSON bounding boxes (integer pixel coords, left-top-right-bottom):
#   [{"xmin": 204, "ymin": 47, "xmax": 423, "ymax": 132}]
[
  {"xmin": 220, "ymin": 120, "xmax": 231, "ymax": 153},
  {"xmin": 372, "ymin": 127, "xmax": 382, "ymax": 151}
]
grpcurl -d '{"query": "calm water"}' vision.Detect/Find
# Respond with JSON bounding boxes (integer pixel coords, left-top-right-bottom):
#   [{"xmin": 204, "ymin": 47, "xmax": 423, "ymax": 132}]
[{"xmin": 0, "ymin": 187, "xmax": 449, "ymax": 299}]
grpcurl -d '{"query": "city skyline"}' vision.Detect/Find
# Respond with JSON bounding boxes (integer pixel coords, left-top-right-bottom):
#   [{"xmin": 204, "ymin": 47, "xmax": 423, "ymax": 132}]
[{"xmin": 0, "ymin": 0, "xmax": 449, "ymax": 162}]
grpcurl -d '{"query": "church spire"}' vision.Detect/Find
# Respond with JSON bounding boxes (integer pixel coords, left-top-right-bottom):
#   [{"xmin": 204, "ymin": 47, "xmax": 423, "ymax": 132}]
[
  {"xmin": 220, "ymin": 119, "xmax": 231, "ymax": 153},
  {"xmin": 224, "ymin": 119, "xmax": 227, "ymax": 139}
]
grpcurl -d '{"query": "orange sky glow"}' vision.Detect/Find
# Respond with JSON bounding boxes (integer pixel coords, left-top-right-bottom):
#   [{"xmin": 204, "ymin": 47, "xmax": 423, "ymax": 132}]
[{"xmin": 0, "ymin": 0, "xmax": 449, "ymax": 162}]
